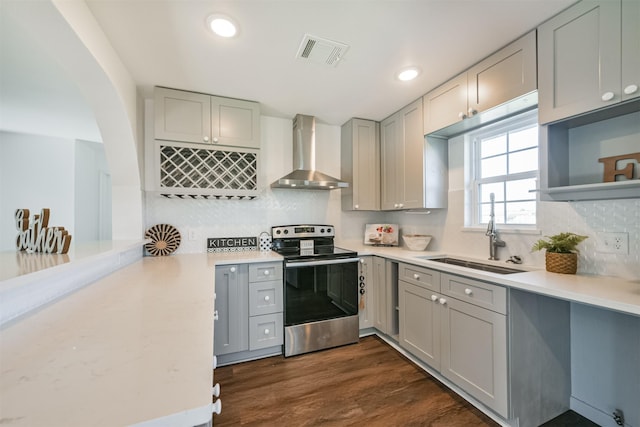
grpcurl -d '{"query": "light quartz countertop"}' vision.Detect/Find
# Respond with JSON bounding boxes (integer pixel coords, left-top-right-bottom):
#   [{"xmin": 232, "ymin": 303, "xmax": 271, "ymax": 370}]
[
  {"xmin": 0, "ymin": 249, "xmax": 281, "ymax": 427},
  {"xmin": 341, "ymin": 241, "xmax": 640, "ymax": 317}
]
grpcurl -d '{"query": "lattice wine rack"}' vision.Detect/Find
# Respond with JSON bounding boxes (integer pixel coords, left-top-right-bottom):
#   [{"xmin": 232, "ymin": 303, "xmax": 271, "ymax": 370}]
[{"xmin": 157, "ymin": 143, "xmax": 259, "ymax": 199}]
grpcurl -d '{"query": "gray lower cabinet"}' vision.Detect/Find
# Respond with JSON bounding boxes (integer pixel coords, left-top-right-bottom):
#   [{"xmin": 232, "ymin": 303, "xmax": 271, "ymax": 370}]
[
  {"xmin": 215, "ymin": 261, "xmax": 284, "ymax": 362},
  {"xmin": 214, "ymin": 264, "xmax": 249, "ymax": 355},
  {"xmin": 397, "ymin": 263, "xmax": 508, "ymax": 418},
  {"xmin": 440, "ymin": 293, "xmax": 508, "ymax": 418},
  {"xmin": 373, "ymin": 257, "xmax": 398, "ymax": 338},
  {"xmin": 398, "ymin": 280, "xmax": 440, "ymax": 369},
  {"xmin": 358, "ymin": 257, "xmax": 375, "ymax": 330}
]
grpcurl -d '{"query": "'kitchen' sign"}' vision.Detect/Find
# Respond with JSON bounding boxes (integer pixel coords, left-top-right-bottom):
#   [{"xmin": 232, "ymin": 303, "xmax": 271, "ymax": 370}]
[{"xmin": 207, "ymin": 236, "xmax": 258, "ymax": 253}]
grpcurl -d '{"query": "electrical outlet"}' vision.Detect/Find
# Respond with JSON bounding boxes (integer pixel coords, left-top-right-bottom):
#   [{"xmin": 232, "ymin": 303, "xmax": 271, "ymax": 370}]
[
  {"xmin": 188, "ymin": 228, "xmax": 198, "ymax": 241},
  {"xmin": 597, "ymin": 232, "xmax": 629, "ymax": 254}
]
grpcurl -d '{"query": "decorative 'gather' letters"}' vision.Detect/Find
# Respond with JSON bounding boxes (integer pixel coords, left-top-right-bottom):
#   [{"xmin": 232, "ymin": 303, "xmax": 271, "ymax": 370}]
[
  {"xmin": 15, "ymin": 208, "xmax": 72, "ymax": 254},
  {"xmin": 598, "ymin": 152, "xmax": 640, "ymax": 182}
]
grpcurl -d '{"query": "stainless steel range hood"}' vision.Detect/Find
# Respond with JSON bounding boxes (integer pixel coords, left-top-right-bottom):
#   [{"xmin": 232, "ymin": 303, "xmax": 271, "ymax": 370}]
[{"xmin": 271, "ymin": 114, "xmax": 349, "ymax": 190}]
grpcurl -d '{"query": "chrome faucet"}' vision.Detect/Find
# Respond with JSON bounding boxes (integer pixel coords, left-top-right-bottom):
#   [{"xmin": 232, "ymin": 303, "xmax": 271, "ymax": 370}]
[{"xmin": 485, "ymin": 193, "xmax": 505, "ymax": 260}]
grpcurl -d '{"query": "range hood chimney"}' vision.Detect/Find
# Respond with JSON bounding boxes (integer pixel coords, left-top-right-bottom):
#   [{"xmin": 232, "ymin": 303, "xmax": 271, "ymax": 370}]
[{"xmin": 271, "ymin": 114, "xmax": 349, "ymax": 190}]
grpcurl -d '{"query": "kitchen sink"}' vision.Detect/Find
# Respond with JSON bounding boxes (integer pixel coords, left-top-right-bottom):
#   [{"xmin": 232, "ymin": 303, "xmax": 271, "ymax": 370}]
[{"xmin": 417, "ymin": 257, "xmax": 525, "ymax": 274}]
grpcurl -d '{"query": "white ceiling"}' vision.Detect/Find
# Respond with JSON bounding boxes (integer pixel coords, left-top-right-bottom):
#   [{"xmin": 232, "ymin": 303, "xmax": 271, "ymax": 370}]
[{"xmin": 1, "ymin": 0, "xmax": 576, "ymax": 142}]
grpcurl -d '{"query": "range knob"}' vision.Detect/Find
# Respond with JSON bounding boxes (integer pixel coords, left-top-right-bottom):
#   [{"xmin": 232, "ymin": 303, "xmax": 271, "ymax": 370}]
[
  {"xmin": 320, "ymin": 228, "xmax": 325, "ymax": 233},
  {"xmin": 326, "ymin": 228, "xmax": 332, "ymax": 234},
  {"xmin": 275, "ymin": 229, "xmax": 281, "ymax": 235},
  {"xmin": 283, "ymin": 229, "xmax": 289, "ymax": 234}
]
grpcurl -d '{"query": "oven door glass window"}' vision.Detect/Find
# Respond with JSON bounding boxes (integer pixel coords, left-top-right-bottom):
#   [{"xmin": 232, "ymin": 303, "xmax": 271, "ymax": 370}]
[{"xmin": 284, "ymin": 261, "xmax": 358, "ymax": 326}]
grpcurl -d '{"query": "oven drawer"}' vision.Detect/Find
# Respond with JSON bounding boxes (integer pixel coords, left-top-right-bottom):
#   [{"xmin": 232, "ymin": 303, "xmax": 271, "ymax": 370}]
[
  {"xmin": 441, "ymin": 273, "xmax": 507, "ymax": 314},
  {"xmin": 249, "ymin": 280, "xmax": 283, "ymax": 316},
  {"xmin": 399, "ymin": 263, "xmax": 441, "ymax": 291},
  {"xmin": 249, "ymin": 313, "xmax": 284, "ymax": 350},
  {"xmin": 249, "ymin": 262, "xmax": 283, "ymax": 283}
]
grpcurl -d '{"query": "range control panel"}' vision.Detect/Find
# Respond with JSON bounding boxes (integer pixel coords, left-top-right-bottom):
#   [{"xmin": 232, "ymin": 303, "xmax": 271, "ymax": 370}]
[{"xmin": 271, "ymin": 224, "xmax": 335, "ymax": 238}]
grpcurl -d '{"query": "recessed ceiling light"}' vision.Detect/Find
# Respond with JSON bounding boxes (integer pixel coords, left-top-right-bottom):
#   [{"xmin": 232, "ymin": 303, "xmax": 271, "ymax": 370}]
[
  {"xmin": 397, "ymin": 67, "xmax": 421, "ymax": 81},
  {"xmin": 206, "ymin": 14, "xmax": 238, "ymax": 38}
]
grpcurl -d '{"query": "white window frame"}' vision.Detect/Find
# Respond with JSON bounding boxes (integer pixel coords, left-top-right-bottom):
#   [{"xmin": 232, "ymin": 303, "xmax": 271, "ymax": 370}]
[{"xmin": 465, "ymin": 109, "xmax": 539, "ymax": 231}]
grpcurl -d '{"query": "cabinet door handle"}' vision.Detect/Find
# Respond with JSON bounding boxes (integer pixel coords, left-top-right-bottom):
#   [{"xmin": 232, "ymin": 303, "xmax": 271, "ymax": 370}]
[
  {"xmin": 264, "ymin": 295, "xmax": 270, "ymax": 302},
  {"xmin": 229, "ymin": 267, "xmax": 236, "ymax": 273},
  {"xmin": 624, "ymin": 84, "xmax": 638, "ymax": 95},
  {"xmin": 464, "ymin": 288, "xmax": 473, "ymax": 296},
  {"xmin": 601, "ymin": 92, "xmax": 615, "ymax": 101},
  {"xmin": 212, "ymin": 399, "xmax": 222, "ymax": 415},
  {"xmin": 213, "ymin": 310, "xmax": 219, "ymax": 321},
  {"xmin": 212, "ymin": 383, "xmax": 221, "ymax": 397},
  {"xmin": 359, "ymin": 258, "xmax": 365, "ymax": 264},
  {"xmin": 439, "ymin": 297, "xmax": 447, "ymax": 305},
  {"xmin": 203, "ymin": 136, "xmax": 210, "ymax": 142},
  {"xmin": 458, "ymin": 112, "xmax": 467, "ymax": 120},
  {"xmin": 467, "ymin": 108, "xmax": 477, "ymax": 116},
  {"xmin": 431, "ymin": 295, "xmax": 438, "ymax": 302},
  {"xmin": 212, "ymin": 355, "xmax": 218, "ymax": 370},
  {"xmin": 398, "ymin": 203, "xmax": 404, "ymax": 208},
  {"xmin": 354, "ymin": 204, "xmax": 359, "ymax": 209},
  {"xmin": 212, "ymin": 137, "xmax": 219, "ymax": 143},
  {"xmin": 264, "ymin": 328, "xmax": 270, "ymax": 335}
]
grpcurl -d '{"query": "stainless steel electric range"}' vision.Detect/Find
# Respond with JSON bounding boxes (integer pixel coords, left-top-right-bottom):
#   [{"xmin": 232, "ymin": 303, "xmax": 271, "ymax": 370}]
[{"xmin": 271, "ymin": 224, "xmax": 360, "ymax": 357}]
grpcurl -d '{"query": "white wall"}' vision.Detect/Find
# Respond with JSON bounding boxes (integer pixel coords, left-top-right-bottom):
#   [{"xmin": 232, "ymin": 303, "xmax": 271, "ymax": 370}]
[
  {"xmin": 74, "ymin": 139, "xmax": 111, "ymax": 243},
  {"xmin": 0, "ymin": 131, "xmax": 75, "ymax": 251},
  {"xmin": 0, "ymin": 131, "xmax": 111, "ymax": 251}
]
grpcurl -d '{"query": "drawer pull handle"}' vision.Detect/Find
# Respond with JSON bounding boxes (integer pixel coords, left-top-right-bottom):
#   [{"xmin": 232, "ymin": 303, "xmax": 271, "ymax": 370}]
[
  {"xmin": 264, "ymin": 328, "xmax": 270, "ymax": 335},
  {"xmin": 431, "ymin": 295, "xmax": 438, "ymax": 302},
  {"xmin": 264, "ymin": 270, "xmax": 270, "ymax": 276},
  {"xmin": 212, "ymin": 383, "xmax": 221, "ymax": 397},
  {"xmin": 464, "ymin": 288, "xmax": 473, "ymax": 296},
  {"xmin": 212, "ymin": 399, "xmax": 222, "ymax": 415},
  {"xmin": 624, "ymin": 84, "xmax": 638, "ymax": 95},
  {"xmin": 264, "ymin": 295, "xmax": 270, "ymax": 302},
  {"xmin": 229, "ymin": 267, "xmax": 236, "ymax": 273},
  {"xmin": 213, "ymin": 310, "xmax": 219, "ymax": 321},
  {"xmin": 413, "ymin": 273, "xmax": 420, "ymax": 280},
  {"xmin": 439, "ymin": 297, "xmax": 447, "ymax": 305},
  {"xmin": 212, "ymin": 355, "xmax": 218, "ymax": 370},
  {"xmin": 601, "ymin": 91, "xmax": 615, "ymax": 101}
]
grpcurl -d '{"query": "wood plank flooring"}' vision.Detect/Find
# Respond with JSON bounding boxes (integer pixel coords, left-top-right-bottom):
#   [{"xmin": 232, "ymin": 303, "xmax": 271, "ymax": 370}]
[{"xmin": 214, "ymin": 335, "xmax": 499, "ymax": 426}]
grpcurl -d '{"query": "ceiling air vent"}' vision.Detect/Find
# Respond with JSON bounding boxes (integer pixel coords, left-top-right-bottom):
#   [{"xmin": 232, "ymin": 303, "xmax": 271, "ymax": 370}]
[{"xmin": 296, "ymin": 34, "xmax": 349, "ymax": 67}]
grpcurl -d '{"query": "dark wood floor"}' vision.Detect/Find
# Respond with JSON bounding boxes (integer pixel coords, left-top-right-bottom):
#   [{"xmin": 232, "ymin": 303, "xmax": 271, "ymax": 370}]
[{"xmin": 214, "ymin": 335, "xmax": 499, "ymax": 426}]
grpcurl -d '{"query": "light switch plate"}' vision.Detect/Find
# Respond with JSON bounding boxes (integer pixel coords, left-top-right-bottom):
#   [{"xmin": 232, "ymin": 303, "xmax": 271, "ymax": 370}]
[{"xmin": 597, "ymin": 232, "xmax": 629, "ymax": 254}]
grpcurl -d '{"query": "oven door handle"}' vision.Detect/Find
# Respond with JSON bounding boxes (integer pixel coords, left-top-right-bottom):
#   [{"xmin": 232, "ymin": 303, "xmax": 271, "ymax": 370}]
[{"xmin": 285, "ymin": 257, "xmax": 360, "ymax": 268}]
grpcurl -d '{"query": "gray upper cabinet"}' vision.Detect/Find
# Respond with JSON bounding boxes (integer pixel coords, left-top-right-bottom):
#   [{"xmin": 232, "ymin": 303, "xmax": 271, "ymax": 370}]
[
  {"xmin": 154, "ymin": 86, "xmax": 261, "ymax": 149},
  {"xmin": 381, "ymin": 99, "xmax": 447, "ymax": 210},
  {"xmin": 423, "ymin": 73, "xmax": 468, "ymax": 136},
  {"xmin": 538, "ymin": 0, "xmax": 640, "ymax": 124},
  {"xmin": 341, "ymin": 119, "xmax": 380, "ymax": 211},
  {"xmin": 424, "ymin": 31, "xmax": 537, "ymax": 136},
  {"xmin": 155, "ymin": 87, "xmax": 211, "ymax": 144}
]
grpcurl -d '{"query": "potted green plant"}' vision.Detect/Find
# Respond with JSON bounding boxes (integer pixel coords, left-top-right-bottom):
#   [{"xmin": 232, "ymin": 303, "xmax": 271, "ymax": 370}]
[{"xmin": 532, "ymin": 232, "xmax": 588, "ymax": 274}]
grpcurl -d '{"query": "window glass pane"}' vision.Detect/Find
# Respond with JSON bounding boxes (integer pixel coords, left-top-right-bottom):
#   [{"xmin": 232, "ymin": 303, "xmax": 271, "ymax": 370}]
[
  {"xmin": 480, "ymin": 154, "xmax": 506, "ymax": 178},
  {"xmin": 506, "ymin": 178, "xmax": 537, "ymax": 201},
  {"xmin": 480, "ymin": 134, "xmax": 506, "ymax": 158},
  {"xmin": 506, "ymin": 201, "xmax": 536, "ymax": 224},
  {"xmin": 509, "ymin": 126, "xmax": 538, "ymax": 151},
  {"xmin": 479, "ymin": 182, "xmax": 504, "ymax": 203},
  {"xmin": 480, "ymin": 202, "xmax": 505, "ymax": 224},
  {"xmin": 509, "ymin": 148, "xmax": 538, "ymax": 174}
]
